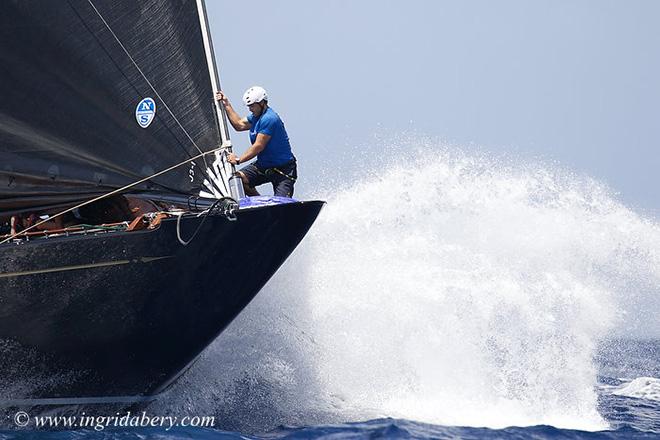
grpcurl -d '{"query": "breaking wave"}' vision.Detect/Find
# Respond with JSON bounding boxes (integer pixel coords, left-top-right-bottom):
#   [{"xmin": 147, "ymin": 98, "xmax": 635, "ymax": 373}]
[
  {"xmin": 612, "ymin": 377, "xmax": 660, "ymax": 402},
  {"xmin": 158, "ymin": 136, "xmax": 660, "ymax": 432}
]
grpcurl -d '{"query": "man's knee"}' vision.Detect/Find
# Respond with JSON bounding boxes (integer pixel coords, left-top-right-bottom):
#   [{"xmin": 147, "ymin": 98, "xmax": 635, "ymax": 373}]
[
  {"xmin": 238, "ymin": 170, "xmax": 260, "ymax": 196},
  {"xmin": 237, "ymin": 171, "xmax": 248, "ymax": 185}
]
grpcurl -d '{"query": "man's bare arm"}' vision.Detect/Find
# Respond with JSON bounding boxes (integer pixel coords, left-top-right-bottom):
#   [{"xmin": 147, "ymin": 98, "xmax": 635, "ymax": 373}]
[
  {"xmin": 229, "ymin": 133, "xmax": 270, "ymax": 164},
  {"xmin": 215, "ymin": 91, "xmax": 251, "ymax": 131}
]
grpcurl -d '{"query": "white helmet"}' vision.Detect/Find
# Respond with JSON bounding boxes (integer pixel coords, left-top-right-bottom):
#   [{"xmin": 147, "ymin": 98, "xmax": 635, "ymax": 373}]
[{"xmin": 242, "ymin": 86, "xmax": 268, "ymax": 106}]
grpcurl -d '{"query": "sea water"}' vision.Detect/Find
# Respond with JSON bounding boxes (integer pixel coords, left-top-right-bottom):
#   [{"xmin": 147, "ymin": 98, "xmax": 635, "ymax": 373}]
[{"xmin": 2, "ymin": 138, "xmax": 659, "ymax": 438}]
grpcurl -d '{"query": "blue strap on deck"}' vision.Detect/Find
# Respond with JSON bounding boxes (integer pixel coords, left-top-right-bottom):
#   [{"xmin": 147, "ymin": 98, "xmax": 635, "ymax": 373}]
[{"xmin": 238, "ymin": 196, "xmax": 297, "ymax": 209}]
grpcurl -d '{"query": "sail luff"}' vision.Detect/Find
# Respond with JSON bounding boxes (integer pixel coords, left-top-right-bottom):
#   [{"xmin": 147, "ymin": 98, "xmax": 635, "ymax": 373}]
[
  {"xmin": 196, "ymin": 0, "xmax": 232, "ymax": 151},
  {"xmin": 196, "ymin": 0, "xmax": 237, "ymax": 199}
]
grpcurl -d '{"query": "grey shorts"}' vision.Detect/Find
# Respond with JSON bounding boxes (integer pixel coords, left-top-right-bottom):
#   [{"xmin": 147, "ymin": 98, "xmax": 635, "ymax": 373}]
[{"xmin": 240, "ymin": 160, "xmax": 297, "ymax": 198}]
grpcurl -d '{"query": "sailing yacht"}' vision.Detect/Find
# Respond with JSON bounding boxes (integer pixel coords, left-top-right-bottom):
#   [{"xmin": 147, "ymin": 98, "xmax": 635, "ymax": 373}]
[{"xmin": 0, "ymin": 0, "xmax": 323, "ymax": 404}]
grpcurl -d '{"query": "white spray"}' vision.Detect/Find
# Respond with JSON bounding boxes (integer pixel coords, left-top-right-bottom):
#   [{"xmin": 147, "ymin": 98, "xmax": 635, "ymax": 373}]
[{"xmin": 160, "ymin": 139, "xmax": 660, "ymax": 432}]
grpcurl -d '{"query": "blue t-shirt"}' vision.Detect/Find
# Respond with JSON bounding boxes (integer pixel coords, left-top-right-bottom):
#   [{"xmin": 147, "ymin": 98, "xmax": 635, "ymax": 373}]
[{"xmin": 247, "ymin": 107, "xmax": 295, "ymax": 168}]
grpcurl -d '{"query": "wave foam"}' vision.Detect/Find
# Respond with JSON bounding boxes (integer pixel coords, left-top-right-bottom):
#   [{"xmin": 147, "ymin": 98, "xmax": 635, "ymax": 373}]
[
  {"xmin": 162, "ymin": 139, "xmax": 660, "ymax": 432},
  {"xmin": 613, "ymin": 377, "xmax": 660, "ymax": 402}
]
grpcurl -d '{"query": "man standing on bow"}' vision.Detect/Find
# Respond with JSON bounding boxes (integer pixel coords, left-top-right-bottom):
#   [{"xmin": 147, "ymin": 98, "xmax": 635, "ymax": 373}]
[{"xmin": 215, "ymin": 87, "xmax": 297, "ymax": 197}]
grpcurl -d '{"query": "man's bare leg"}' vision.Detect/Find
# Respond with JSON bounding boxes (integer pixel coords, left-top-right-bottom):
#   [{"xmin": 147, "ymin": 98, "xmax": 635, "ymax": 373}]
[{"xmin": 238, "ymin": 171, "xmax": 260, "ymax": 196}]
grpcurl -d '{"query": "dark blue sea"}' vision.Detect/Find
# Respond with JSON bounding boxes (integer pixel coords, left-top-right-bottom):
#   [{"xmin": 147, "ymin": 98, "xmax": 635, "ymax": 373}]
[{"xmin": 1, "ymin": 339, "xmax": 658, "ymax": 439}]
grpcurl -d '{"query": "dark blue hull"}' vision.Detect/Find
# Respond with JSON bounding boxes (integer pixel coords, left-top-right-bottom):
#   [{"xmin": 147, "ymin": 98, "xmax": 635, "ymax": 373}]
[{"xmin": 0, "ymin": 201, "xmax": 324, "ymax": 404}]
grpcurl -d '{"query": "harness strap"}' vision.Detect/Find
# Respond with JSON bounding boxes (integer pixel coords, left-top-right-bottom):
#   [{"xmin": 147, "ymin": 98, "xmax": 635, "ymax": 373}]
[{"xmin": 267, "ymin": 167, "xmax": 297, "ymax": 182}]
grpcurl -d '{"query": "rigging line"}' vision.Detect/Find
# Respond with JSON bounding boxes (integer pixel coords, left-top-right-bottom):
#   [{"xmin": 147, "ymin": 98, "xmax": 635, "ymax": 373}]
[
  {"xmin": 175, "ymin": 197, "xmax": 233, "ymax": 246},
  {"xmin": 84, "ymin": 0, "xmax": 210, "ymax": 167},
  {"xmin": 0, "ymin": 147, "xmax": 227, "ymax": 245},
  {"xmin": 65, "ymin": 0, "xmax": 202, "ymax": 169}
]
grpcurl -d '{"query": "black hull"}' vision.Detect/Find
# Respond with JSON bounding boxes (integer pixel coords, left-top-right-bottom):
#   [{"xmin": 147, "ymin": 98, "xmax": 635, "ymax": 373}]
[{"xmin": 0, "ymin": 201, "xmax": 323, "ymax": 404}]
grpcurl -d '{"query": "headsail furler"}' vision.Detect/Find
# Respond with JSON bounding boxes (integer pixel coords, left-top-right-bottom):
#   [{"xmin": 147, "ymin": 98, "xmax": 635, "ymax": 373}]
[{"xmin": 196, "ymin": 0, "xmax": 239, "ymax": 200}]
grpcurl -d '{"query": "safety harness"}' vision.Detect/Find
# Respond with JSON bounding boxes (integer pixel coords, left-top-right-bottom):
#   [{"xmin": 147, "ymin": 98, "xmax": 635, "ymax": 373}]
[
  {"xmin": 263, "ymin": 158, "xmax": 297, "ymax": 182},
  {"xmin": 265, "ymin": 166, "xmax": 297, "ymax": 182}
]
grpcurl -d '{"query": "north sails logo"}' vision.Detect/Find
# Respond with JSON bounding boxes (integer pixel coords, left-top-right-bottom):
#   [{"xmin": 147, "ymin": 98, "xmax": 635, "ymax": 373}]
[{"xmin": 135, "ymin": 97, "xmax": 156, "ymax": 128}]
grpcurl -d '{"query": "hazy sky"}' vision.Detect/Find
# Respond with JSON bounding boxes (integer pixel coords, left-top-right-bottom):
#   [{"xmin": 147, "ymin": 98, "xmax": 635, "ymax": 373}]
[{"xmin": 207, "ymin": 1, "xmax": 659, "ymax": 213}]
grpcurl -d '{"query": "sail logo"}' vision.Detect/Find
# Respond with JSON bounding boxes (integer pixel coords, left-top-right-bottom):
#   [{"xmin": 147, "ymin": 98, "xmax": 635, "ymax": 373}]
[{"xmin": 135, "ymin": 97, "xmax": 156, "ymax": 128}]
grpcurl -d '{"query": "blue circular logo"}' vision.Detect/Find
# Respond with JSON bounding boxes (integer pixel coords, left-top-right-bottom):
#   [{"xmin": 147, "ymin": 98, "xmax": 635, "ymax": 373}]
[{"xmin": 135, "ymin": 97, "xmax": 156, "ymax": 128}]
